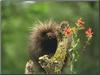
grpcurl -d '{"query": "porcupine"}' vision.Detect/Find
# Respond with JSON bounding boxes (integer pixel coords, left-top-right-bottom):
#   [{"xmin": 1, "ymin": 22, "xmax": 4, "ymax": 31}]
[
  {"xmin": 28, "ymin": 20, "xmax": 71, "ymax": 73},
  {"xmin": 28, "ymin": 20, "xmax": 60, "ymax": 73}
]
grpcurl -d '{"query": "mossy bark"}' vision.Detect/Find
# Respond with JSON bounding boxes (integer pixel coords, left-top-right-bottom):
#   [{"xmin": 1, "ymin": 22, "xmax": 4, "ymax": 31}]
[{"xmin": 25, "ymin": 36, "xmax": 72, "ymax": 74}]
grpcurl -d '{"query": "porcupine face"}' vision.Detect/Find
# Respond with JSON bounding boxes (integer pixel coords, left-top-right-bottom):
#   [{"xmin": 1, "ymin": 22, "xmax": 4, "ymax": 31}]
[
  {"xmin": 41, "ymin": 31, "xmax": 57, "ymax": 56},
  {"xmin": 28, "ymin": 21, "xmax": 58, "ymax": 59}
]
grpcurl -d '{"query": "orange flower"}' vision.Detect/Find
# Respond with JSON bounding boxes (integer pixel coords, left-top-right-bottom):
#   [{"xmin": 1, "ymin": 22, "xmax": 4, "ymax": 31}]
[
  {"xmin": 76, "ymin": 18, "xmax": 85, "ymax": 27},
  {"xmin": 85, "ymin": 28, "xmax": 93, "ymax": 38},
  {"xmin": 64, "ymin": 26, "xmax": 72, "ymax": 37}
]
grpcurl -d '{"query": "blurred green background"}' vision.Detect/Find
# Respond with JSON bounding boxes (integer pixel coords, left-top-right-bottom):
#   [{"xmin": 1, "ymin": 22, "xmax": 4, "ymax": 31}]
[{"xmin": 1, "ymin": 0, "xmax": 99, "ymax": 74}]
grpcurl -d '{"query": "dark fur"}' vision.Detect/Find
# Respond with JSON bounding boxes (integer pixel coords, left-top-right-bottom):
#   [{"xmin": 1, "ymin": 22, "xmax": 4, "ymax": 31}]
[{"xmin": 28, "ymin": 21, "xmax": 58, "ymax": 63}]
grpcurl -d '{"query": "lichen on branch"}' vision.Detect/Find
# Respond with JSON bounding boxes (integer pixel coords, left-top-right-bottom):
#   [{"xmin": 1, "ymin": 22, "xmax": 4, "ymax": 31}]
[{"xmin": 38, "ymin": 36, "xmax": 72, "ymax": 74}]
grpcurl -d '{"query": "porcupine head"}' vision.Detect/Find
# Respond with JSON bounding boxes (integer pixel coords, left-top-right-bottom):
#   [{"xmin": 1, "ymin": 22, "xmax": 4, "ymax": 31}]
[{"xmin": 28, "ymin": 20, "xmax": 60, "ymax": 63}]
